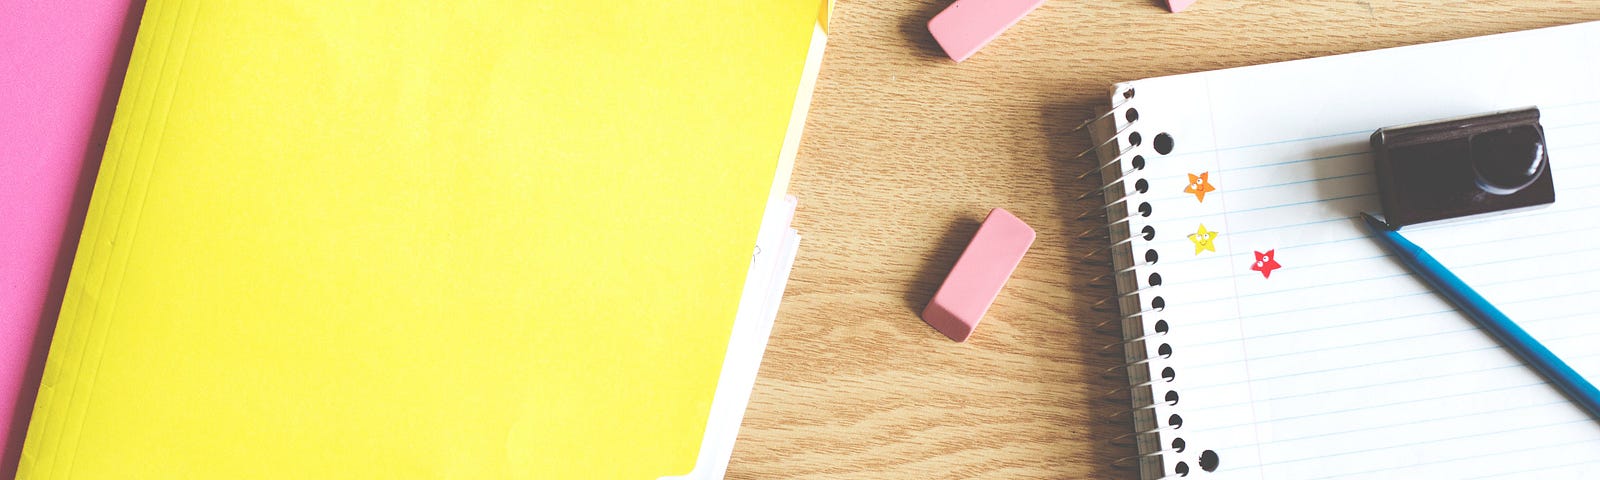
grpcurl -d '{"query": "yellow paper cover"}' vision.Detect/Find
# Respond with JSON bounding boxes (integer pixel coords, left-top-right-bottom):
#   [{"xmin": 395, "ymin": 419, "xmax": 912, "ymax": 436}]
[{"xmin": 18, "ymin": 1, "xmax": 824, "ymax": 478}]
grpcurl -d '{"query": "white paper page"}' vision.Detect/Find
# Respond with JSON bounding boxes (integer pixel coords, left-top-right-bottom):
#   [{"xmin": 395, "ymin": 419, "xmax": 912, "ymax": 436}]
[
  {"xmin": 1112, "ymin": 21, "xmax": 1600, "ymax": 479},
  {"xmin": 663, "ymin": 195, "xmax": 800, "ymax": 480}
]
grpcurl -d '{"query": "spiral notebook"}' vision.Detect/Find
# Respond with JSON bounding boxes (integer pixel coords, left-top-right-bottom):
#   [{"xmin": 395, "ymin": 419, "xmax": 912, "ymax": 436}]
[{"xmin": 1086, "ymin": 21, "xmax": 1600, "ymax": 479}]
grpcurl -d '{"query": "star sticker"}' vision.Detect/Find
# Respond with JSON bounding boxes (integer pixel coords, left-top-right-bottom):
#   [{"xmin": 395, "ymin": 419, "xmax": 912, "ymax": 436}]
[
  {"xmin": 1189, "ymin": 224, "xmax": 1219, "ymax": 255},
  {"xmin": 1184, "ymin": 172, "xmax": 1217, "ymax": 202},
  {"xmin": 1251, "ymin": 249, "xmax": 1282, "ymax": 279}
]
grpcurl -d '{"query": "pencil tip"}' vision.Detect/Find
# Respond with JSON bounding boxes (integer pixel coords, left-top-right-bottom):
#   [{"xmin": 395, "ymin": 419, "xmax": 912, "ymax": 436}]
[{"xmin": 1359, "ymin": 212, "xmax": 1392, "ymax": 231}]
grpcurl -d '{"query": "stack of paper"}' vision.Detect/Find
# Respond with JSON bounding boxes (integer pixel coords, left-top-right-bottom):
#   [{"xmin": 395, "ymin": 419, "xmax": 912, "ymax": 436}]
[
  {"xmin": 16, "ymin": 1, "xmax": 828, "ymax": 478},
  {"xmin": 676, "ymin": 195, "xmax": 803, "ymax": 480}
]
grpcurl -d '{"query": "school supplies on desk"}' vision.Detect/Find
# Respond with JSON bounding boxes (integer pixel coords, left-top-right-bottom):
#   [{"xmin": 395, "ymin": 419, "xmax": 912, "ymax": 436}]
[
  {"xmin": 1084, "ymin": 21, "xmax": 1600, "ymax": 479},
  {"xmin": 17, "ymin": 1, "xmax": 830, "ymax": 478},
  {"xmin": 1360, "ymin": 213, "xmax": 1600, "ymax": 423},
  {"xmin": 1361, "ymin": 109, "xmax": 1600, "ymax": 423},
  {"xmin": 0, "ymin": 0, "xmax": 139, "ymax": 474}
]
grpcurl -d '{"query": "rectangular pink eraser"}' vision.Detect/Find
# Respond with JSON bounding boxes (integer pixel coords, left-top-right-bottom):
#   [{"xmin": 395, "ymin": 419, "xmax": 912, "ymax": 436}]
[
  {"xmin": 927, "ymin": 0, "xmax": 1046, "ymax": 63},
  {"xmin": 921, "ymin": 208, "xmax": 1035, "ymax": 342},
  {"xmin": 1167, "ymin": 0, "xmax": 1198, "ymax": 12}
]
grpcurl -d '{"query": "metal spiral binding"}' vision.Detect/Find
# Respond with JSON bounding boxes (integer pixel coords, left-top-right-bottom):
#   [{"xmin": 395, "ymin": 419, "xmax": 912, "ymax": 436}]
[{"xmin": 1075, "ymin": 85, "xmax": 1194, "ymax": 479}]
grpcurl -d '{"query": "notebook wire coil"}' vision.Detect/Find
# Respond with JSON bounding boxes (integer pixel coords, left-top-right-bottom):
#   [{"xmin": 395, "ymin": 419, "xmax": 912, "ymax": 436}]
[{"xmin": 1076, "ymin": 85, "xmax": 1204, "ymax": 479}]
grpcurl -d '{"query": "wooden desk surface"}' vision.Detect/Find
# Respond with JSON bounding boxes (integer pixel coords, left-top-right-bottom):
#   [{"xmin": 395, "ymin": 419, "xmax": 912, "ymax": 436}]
[{"xmin": 730, "ymin": 1, "xmax": 1600, "ymax": 478}]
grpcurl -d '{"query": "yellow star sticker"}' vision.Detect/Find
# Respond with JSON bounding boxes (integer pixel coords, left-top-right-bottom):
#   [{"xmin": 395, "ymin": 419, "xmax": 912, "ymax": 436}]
[
  {"xmin": 1184, "ymin": 172, "xmax": 1217, "ymax": 202},
  {"xmin": 1189, "ymin": 223, "xmax": 1219, "ymax": 255}
]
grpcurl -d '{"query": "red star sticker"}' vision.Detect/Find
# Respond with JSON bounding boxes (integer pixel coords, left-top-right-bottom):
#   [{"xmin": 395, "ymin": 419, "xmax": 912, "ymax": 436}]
[
  {"xmin": 1251, "ymin": 249, "xmax": 1281, "ymax": 279},
  {"xmin": 1184, "ymin": 172, "xmax": 1217, "ymax": 202}
]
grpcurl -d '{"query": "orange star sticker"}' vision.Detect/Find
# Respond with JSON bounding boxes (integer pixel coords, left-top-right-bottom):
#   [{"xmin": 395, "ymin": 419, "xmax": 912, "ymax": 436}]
[{"xmin": 1184, "ymin": 172, "xmax": 1217, "ymax": 202}]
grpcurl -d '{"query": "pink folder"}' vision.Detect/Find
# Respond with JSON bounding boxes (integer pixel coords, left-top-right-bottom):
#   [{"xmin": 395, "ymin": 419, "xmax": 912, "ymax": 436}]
[{"xmin": 0, "ymin": 0, "xmax": 142, "ymax": 474}]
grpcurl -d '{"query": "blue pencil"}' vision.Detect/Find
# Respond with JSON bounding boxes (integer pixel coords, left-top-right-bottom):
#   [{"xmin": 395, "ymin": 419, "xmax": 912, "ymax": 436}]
[{"xmin": 1360, "ymin": 213, "xmax": 1600, "ymax": 421}]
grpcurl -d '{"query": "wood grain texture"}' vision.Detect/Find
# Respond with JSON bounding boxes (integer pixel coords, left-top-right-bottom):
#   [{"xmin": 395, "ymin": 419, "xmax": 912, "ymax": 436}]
[{"xmin": 730, "ymin": 1, "xmax": 1600, "ymax": 478}]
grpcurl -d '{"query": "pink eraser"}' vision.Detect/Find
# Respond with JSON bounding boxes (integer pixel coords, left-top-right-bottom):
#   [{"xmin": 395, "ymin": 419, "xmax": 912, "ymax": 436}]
[
  {"xmin": 1167, "ymin": 0, "xmax": 1198, "ymax": 12},
  {"xmin": 927, "ymin": 0, "xmax": 1046, "ymax": 63},
  {"xmin": 921, "ymin": 208, "xmax": 1035, "ymax": 342}
]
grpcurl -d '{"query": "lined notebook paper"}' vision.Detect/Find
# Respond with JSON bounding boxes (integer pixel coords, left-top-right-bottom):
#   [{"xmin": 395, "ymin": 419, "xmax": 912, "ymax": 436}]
[
  {"xmin": 1090, "ymin": 21, "xmax": 1600, "ymax": 479},
  {"xmin": 18, "ymin": 1, "xmax": 829, "ymax": 478}
]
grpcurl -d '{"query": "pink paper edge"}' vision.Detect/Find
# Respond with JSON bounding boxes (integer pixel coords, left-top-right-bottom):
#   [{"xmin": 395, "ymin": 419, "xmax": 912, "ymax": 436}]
[{"xmin": 0, "ymin": 1, "xmax": 143, "ymax": 475}]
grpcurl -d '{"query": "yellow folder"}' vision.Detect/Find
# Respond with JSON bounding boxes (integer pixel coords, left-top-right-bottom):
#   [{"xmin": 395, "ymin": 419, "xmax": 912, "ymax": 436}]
[{"xmin": 18, "ymin": 1, "xmax": 830, "ymax": 478}]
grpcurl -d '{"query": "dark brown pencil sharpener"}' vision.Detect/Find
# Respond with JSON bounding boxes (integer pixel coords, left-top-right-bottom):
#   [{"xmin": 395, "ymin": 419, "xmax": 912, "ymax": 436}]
[{"xmin": 1371, "ymin": 107, "xmax": 1555, "ymax": 228}]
